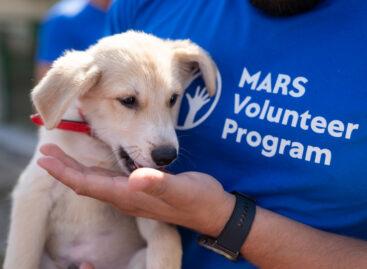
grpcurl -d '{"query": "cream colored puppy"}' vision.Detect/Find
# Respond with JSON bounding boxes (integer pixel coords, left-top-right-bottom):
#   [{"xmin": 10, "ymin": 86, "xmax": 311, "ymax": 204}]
[{"xmin": 4, "ymin": 31, "xmax": 217, "ymax": 269}]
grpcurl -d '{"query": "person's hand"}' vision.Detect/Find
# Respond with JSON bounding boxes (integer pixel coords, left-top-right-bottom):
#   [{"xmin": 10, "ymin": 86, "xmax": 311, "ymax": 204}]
[{"xmin": 37, "ymin": 144, "xmax": 235, "ymax": 237}]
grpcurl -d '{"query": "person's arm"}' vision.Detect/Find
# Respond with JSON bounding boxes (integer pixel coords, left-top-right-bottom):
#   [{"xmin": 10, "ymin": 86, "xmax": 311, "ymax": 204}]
[
  {"xmin": 37, "ymin": 144, "xmax": 367, "ymax": 268},
  {"xmin": 240, "ymin": 207, "xmax": 367, "ymax": 269}
]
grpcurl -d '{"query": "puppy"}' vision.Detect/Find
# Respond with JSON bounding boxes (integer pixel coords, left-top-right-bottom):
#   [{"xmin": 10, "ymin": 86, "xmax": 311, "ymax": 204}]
[{"xmin": 4, "ymin": 31, "xmax": 217, "ymax": 269}]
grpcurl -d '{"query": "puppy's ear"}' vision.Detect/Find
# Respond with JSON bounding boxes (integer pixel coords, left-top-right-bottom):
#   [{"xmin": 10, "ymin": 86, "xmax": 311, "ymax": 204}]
[
  {"xmin": 172, "ymin": 40, "xmax": 217, "ymax": 96},
  {"xmin": 32, "ymin": 50, "xmax": 100, "ymax": 129}
]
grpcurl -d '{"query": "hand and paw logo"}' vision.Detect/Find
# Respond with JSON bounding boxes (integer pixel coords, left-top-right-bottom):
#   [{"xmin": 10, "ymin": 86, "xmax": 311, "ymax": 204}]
[{"xmin": 176, "ymin": 70, "xmax": 222, "ymax": 130}]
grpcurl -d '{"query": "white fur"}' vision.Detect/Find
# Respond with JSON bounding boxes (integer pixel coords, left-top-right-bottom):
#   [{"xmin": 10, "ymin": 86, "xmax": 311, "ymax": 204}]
[{"xmin": 4, "ymin": 31, "xmax": 217, "ymax": 269}]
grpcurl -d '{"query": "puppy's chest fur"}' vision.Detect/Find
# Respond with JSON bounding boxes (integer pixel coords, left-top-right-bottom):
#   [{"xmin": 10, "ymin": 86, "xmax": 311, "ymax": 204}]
[
  {"xmin": 35, "ymin": 130, "xmax": 145, "ymax": 268},
  {"xmin": 45, "ymin": 187, "xmax": 144, "ymax": 269}
]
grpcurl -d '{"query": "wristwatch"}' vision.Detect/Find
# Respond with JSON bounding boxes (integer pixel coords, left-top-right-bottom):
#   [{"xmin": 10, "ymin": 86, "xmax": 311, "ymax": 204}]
[{"xmin": 197, "ymin": 192, "xmax": 256, "ymax": 261}]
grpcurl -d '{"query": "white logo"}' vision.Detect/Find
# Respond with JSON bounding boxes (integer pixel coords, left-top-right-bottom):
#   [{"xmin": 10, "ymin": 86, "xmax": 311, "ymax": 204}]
[{"xmin": 176, "ymin": 70, "xmax": 222, "ymax": 130}]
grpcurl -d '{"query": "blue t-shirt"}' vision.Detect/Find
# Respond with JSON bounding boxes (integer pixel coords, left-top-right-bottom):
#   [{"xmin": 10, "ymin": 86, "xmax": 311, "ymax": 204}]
[
  {"xmin": 37, "ymin": 0, "xmax": 107, "ymax": 63},
  {"xmin": 107, "ymin": 0, "xmax": 367, "ymax": 268}
]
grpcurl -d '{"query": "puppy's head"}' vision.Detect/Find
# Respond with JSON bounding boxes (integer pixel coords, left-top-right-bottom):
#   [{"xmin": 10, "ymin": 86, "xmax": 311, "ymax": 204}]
[{"xmin": 32, "ymin": 31, "xmax": 217, "ymax": 174}]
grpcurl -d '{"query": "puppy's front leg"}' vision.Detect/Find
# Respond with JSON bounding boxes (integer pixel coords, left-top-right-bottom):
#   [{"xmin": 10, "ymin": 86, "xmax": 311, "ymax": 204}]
[
  {"xmin": 4, "ymin": 173, "xmax": 54, "ymax": 269},
  {"xmin": 137, "ymin": 218, "xmax": 182, "ymax": 269}
]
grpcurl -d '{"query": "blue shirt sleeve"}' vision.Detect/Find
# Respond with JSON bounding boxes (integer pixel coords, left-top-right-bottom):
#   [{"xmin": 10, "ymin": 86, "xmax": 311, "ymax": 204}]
[{"xmin": 37, "ymin": 15, "xmax": 74, "ymax": 63}]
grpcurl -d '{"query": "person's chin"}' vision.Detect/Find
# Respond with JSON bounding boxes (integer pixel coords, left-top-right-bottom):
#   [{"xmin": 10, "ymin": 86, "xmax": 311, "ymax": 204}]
[{"xmin": 250, "ymin": 0, "xmax": 323, "ymax": 17}]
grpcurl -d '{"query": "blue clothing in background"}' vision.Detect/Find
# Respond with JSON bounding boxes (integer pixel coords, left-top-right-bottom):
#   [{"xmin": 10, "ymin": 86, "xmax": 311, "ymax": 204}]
[
  {"xmin": 107, "ymin": 0, "xmax": 367, "ymax": 268},
  {"xmin": 37, "ymin": 0, "xmax": 107, "ymax": 63}
]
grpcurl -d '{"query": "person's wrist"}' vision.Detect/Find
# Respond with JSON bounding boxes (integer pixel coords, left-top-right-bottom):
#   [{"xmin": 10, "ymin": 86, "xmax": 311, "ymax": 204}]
[
  {"xmin": 202, "ymin": 192, "xmax": 236, "ymax": 237},
  {"xmin": 197, "ymin": 192, "xmax": 257, "ymax": 261}
]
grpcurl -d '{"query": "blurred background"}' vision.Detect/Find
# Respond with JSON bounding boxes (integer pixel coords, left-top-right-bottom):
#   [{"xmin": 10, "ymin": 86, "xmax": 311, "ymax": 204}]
[{"xmin": 0, "ymin": 0, "xmax": 57, "ymax": 263}]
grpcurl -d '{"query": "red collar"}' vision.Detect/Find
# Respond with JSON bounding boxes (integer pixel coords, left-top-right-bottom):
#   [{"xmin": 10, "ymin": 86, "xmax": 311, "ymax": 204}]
[{"xmin": 30, "ymin": 114, "xmax": 92, "ymax": 136}]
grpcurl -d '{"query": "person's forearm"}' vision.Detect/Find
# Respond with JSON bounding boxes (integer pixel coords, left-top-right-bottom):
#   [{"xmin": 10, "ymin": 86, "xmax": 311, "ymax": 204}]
[{"xmin": 241, "ymin": 207, "xmax": 367, "ymax": 269}]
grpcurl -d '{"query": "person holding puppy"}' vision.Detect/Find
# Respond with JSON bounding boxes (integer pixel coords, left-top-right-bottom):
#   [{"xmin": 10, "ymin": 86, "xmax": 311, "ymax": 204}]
[{"xmin": 38, "ymin": 0, "xmax": 367, "ymax": 268}]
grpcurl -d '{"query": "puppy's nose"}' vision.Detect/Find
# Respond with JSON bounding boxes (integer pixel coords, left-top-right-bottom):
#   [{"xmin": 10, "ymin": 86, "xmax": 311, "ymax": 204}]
[{"xmin": 151, "ymin": 145, "xmax": 177, "ymax": 166}]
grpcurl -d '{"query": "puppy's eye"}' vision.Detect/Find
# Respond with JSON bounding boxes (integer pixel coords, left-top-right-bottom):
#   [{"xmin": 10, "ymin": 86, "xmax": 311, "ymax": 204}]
[
  {"xmin": 118, "ymin": 96, "xmax": 138, "ymax": 109},
  {"xmin": 169, "ymin": 94, "xmax": 179, "ymax": 107}
]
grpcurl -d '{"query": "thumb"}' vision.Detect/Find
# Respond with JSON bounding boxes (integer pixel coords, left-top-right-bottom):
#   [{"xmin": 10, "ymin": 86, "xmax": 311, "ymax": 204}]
[{"xmin": 128, "ymin": 168, "xmax": 189, "ymax": 202}]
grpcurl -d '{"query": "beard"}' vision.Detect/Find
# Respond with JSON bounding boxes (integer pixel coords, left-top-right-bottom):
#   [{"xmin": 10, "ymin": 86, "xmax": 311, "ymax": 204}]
[{"xmin": 250, "ymin": 0, "xmax": 324, "ymax": 16}]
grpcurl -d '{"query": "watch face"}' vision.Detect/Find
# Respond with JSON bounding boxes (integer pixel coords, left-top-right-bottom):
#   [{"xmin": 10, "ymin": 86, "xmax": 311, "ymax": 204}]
[{"xmin": 197, "ymin": 236, "xmax": 239, "ymax": 261}]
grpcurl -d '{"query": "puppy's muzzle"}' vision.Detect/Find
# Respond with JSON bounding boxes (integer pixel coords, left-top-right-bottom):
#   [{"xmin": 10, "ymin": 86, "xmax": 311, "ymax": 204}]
[{"xmin": 151, "ymin": 145, "xmax": 177, "ymax": 166}]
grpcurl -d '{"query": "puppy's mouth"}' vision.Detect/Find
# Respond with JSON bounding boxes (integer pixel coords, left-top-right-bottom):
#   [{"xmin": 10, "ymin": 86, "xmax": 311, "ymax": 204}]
[{"xmin": 118, "ymin": 147, "xmax": 141, "ymax": 172}]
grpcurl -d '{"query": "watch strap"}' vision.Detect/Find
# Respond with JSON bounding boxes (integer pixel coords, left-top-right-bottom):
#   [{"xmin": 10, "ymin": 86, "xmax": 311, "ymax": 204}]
[
  {"xmin": 216, "ymin": 192, "xmax": 256, "ymax": 254},
  {"xmin": 198, "ymin": 192, "xmax": 256, "ymax": 260}
]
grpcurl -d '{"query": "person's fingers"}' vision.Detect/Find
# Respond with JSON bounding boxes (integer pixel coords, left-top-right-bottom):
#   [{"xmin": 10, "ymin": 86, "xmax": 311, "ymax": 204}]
[
  {"xmin": 37, "ymin": 155, "xmax": 128, "ymax": 205},
  {"xmin": 80, "ymin": 262, "xmax": 95, "ymax": 269},
  {"xmin": 38, "ymin": 156, "xmax": 84, "ymax": 183},
  {"xmin": 40, "ymin": 143, "xmax": 85, "ymax": 172},
  {"xmin": 38, "ymin": 147, "xmax": 186, "ymax": 222},
  {"xmin": 128, "ymin": 168, "xmax": 193, "ymax": 204},
  {"xmin": 41, "ymin": 143, "xmax": 127, "ymax": 178},
  {"xmin": 88, "ymin": 165, "xmax": 126, "ymax": 177}
]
